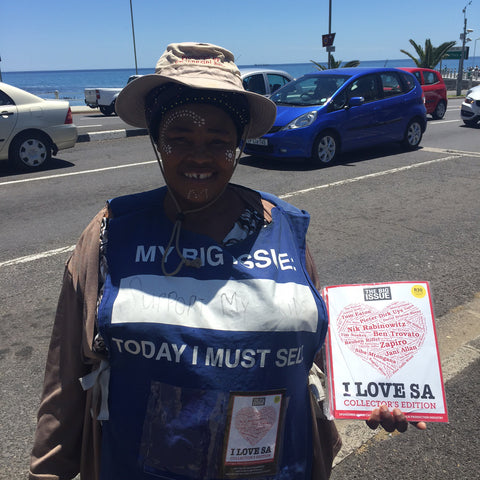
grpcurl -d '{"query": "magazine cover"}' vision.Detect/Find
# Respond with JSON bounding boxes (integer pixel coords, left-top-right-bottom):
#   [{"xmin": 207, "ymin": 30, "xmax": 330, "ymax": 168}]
[{"xmin": 322, "ymin": 281, "xmax": 448, "ymax": 422}]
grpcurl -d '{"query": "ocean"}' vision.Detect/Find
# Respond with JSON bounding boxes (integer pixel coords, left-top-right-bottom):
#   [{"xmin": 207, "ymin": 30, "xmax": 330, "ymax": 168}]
[{"xmin": 2, "ymin": 57, "xmax": 478, "ymax": 106}]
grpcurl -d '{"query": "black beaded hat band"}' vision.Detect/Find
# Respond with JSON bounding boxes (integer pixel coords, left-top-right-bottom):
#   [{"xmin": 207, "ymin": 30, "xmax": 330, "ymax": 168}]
[{"xmin": 145, "ymin": 83, "xmax": 250, "ymax": 143}]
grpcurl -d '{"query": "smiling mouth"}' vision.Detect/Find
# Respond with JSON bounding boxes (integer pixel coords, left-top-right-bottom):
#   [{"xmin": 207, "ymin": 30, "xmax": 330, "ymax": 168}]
[{"xmin": 184, "ymin": 172, "xmax": 214, "ymax": 180}]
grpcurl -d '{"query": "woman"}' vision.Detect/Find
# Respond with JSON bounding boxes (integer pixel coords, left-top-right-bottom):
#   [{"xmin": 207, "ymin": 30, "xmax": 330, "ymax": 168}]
[{"xmin": 30, "ymin": 42, "xmax": 423, "ymax": 480}]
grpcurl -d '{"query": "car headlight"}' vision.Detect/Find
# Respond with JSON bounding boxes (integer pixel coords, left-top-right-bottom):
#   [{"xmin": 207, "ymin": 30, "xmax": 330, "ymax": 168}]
[
  {"xmin": 464, "ymin": 97, "xmax": 474, "ymax": 104},
  {"xmin": 282, "ymin": 111, "xmax": 318, "ymax": 130}
]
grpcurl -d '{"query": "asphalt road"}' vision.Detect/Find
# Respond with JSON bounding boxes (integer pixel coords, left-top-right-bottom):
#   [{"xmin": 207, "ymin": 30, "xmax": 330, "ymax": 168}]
[{"xmin": 0, "ymin": 99, "xmax": 479, "ymax": 478}]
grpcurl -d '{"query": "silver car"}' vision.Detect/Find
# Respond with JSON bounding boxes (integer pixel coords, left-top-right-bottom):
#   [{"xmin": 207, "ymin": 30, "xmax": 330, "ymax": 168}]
[
  {"xmin": 0, "ymin": 82, "xmax": 78, "ymax": 170},
  {"xmin": 240, "ymin": 68, "xmax": 293, "ymax": 96},
  {"xmin": 460, "ymin": 84, "xmax": 480, "ymax": 127}
]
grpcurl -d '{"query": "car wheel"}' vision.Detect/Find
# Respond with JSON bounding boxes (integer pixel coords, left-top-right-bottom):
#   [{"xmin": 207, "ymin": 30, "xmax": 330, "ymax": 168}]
[
  {"xmin": 312, "ymin": 132, "xmax": 339, "ymax": 165},
  {"xmin": 100, "ymin": 103, "xmax": 115, "ymax": 116},
  {"xmin": 9, "ymin": 132, "xmax": 52, "ymax": 170},
  {"xmin": 402, "ymin": 119, "xmax": 423, "ymax": 150},
  {"xmin": 432, "ymin": 101, "xmax": 446, "ymax": 120}
]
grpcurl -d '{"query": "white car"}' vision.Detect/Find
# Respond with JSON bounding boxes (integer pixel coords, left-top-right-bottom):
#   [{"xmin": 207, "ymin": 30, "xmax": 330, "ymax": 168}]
[
  {"xmin": 240, "ymin": 68, "xmax": 293, "ymax": 96},
  {"xmin": 0, "ymin": 82, "xmax": 78, "ymax": 170},
  {"xmin": 460, "ymin": 84, "xmax": 480, "ymax": 127}
]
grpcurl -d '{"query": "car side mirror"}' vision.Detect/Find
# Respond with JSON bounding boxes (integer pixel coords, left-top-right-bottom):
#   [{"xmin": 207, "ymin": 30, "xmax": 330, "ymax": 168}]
[{"xmin": 348, "ymin": 96, "xmax": 365, "ymax": 108}]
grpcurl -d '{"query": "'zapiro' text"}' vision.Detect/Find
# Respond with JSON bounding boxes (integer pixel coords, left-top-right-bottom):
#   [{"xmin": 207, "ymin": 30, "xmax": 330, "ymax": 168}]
[
  {"xmin": 135, "ymin": 245, "xmax": 297, "ymax": 270},
  {"xmin": 110, "ymin": 338, "xmax": 304, "ymax": 368}
]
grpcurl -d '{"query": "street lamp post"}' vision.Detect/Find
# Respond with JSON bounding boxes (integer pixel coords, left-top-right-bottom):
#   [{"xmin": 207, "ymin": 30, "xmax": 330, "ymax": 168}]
[
  {"xmin": 328, "ymin": 0, "xmax": 332, "ymax": 69},
  {"xmin": 130, "ymin": 0, "xmax": 138, "ymax": 75},
  {"xmin": 456, "ymin": 1, "xmax": 472, "ymax": 96}
]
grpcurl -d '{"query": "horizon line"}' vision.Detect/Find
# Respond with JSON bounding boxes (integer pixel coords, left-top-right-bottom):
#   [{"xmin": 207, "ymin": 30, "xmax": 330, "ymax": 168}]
[{"xmin": 1, "ymin": 57, "xmax": 427, "ymax": 74}]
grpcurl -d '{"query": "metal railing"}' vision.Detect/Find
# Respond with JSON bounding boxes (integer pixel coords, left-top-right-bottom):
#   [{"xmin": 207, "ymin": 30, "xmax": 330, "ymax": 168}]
[{"xmin": 441, "ymin": 67, "xmax": 480, "ymax": 81}]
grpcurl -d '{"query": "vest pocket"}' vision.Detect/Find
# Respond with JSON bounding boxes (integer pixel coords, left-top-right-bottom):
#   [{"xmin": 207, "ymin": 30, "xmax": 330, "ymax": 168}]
[{"xmin": 139, "ymin": 381, "xmax": 229, "ymax": 478}]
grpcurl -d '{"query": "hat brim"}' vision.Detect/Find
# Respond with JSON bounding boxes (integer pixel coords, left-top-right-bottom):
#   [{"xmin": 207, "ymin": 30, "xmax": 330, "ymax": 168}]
[{"xmin": 115, "ymin": 74, "xmax": 276, "ymax": 139}]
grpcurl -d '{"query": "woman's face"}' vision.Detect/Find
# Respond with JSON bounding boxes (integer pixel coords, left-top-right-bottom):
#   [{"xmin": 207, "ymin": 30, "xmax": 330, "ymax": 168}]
[{"xmin": 156, "ymin": 103, "xmax": 238, "ymax": 210}]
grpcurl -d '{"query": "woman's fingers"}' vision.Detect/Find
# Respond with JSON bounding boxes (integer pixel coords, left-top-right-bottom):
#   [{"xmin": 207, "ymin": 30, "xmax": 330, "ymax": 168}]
[
  {"xmin": 365, "ymin": 406, "xmax": 426, "ymax": 432},
  {"xmin": 391, "ymin": 408, "xmax": 408, "ymax": 432},
  {"xmin": 410, "ymin": 421, "xmax": 427, "ymax": 430},
  {"xmin": 365, "ymin": 407, "xmax": 381, "ymax": 430}
]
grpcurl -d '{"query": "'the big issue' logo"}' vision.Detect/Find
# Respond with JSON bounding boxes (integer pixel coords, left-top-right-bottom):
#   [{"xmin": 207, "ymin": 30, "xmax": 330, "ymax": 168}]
[{"xmin": 363, "ymin": 286, "xmax": 392, "ymax": 301}]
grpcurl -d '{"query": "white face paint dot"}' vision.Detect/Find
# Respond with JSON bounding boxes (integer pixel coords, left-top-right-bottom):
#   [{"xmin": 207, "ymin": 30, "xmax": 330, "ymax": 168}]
[
  {"xmin": 159, "ymin": 108, "xmax": 207, "ymax": 156},
  {"xmin": 225, "ymin": 149, "xmax": 235, "ymax": 163},
  {"xmin": 187, "ymin": 188, "xmax": 209, "ymax": 201}
]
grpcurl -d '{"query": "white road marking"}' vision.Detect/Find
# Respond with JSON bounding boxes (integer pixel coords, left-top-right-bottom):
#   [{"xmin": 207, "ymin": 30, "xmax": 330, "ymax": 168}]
[
  {"xmin": 0, "ymin": 245, "xmax": 75, "ymax": 268},
  {"xmin": 422, "ymin": 146, "xmax": 480, "ymax": 157},
  {"xmin": 0, "ymin": 160, "xmax": 156, "ymax": 186},
  {"xmin": 428, "ymin": 119, "xmax": 462, "ymax": 124},
  {"xmin": 279, "ymin": 154, "xmax": 462, "ymax": 199},
  {"xmin": 1, "ymin": 150, "xmax": 475, "ymax": 268}
]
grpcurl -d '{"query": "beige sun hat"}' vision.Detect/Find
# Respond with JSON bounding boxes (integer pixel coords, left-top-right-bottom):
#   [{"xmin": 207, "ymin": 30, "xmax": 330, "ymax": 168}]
[{"xmin": 115, "ymin": 42, "xmax": 276, "ymax": 139}]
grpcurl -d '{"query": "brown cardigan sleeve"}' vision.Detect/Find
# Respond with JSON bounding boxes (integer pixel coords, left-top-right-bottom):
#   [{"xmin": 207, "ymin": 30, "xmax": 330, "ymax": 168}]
[
  {"xmin": 305, "ymin": 243, "xmax": 321, "ymax": 291},
  {"xmin": 29, "ymin": 209, "xmax": 107, "ymax": 480},
  {"xmin": 305, "ymin": 245, "xmax": 343, "ymax": 479}
]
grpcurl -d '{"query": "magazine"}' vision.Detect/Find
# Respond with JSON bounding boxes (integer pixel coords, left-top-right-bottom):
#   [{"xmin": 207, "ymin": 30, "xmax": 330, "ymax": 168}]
[{"xmin": 322, "ymin": 281, "xmax": 448, "ymax": 422}]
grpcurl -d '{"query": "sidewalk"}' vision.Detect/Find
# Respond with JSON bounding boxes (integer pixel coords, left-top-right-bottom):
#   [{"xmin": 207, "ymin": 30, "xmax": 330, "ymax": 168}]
[
  {"xmin": 72, "ymin": 105, "xmax": 148, "ymax": 142},
  {"xmin": 71, "ymin": 105, "xmax": 99, "ymax": 114},
  {"xmin": 447, "ymin": 89, "xmax": 468, "ymax": 98}
]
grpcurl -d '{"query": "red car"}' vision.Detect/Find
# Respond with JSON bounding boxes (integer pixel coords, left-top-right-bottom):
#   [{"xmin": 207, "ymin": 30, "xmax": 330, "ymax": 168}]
[{"xmin": 399, "ymin": 67, "xmax": 447, "ymax": 119}]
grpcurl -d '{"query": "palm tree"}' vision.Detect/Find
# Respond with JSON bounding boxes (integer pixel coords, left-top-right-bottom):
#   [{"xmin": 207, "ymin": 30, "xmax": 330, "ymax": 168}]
[
  {"xmin": 310, "ymin": 55, "xmax": 360, "ymax": 70},
  {"xmin": 400, "ymin": 39, "xmax": 456, "ymax": 69}
]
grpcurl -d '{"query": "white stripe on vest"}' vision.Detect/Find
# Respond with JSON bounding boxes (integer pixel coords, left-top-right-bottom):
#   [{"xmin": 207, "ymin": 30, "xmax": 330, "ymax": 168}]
[{"xmin": 112, "ymin": 274, "xmax": 318, "ymax": 332}]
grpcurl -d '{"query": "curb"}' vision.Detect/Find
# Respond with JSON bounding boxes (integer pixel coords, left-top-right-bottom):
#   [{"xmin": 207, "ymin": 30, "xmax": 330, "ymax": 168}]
[
  {"xmin": 77, "ymin": 128, "xmax": 148, "ymax": 143},
  {"xmin": 72, "ymin": 106, "xmax": 99, "ymax": 114}
]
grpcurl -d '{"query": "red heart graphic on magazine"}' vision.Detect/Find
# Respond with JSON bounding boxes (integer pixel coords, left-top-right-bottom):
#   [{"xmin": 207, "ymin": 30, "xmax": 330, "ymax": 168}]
[
  {"xmin": 336, "ymin": 301, "xmax": 426, "ymax": 377},
  {"xmin": 234, "ymin": 406, "xmax": 277, "ymax": 446}
]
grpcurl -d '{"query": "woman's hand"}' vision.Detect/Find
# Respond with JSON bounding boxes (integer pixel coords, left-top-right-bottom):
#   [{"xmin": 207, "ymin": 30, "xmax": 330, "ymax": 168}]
[{"xmin": 366, "ymin": 405, "xmax": 427, "ymax": 433}]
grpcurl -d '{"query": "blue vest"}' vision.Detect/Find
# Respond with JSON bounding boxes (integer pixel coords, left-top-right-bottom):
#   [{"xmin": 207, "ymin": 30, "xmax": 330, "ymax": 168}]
[{"xmin": 97, "ymin": 186, "xmax": 328, "ymax": 479}]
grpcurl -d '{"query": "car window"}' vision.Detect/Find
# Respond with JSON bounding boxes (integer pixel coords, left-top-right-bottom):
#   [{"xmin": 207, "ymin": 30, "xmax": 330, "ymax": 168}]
[
  {"xmin": 270, "ymin": 77, "xmax": 317, "ymax": 104},
  {"xmin": 423, "ymin": 71, "xmax": 439, "ymax": 85},
  {"xmin": 379, "ymin": 72, "xmax": 404, "ymax": 97},
  {"xmin": 242, "ymin": 74, "xmax": 266, "ymax": 95},
  {"xmin": 413, "ymin": 71, "xmax": 422, "ymax": 84},
  {"xmin": 126, "ymin": 75, "xmax": 141, "ymax": 84},
  {"xmin": 330, "ymin": 89, "xmax": 347, "ymax": 111},
  {"xmin": 267, "ymin": 73, "xmax": 290, "ymax": 93},
  {"xmin": 348, "ymin": 74, "xmax": 380, "ymax": 102},
  {"xmin": 0, "ymin": 90, "xmax": 15, "ymax": 106},
  {"xmin": 398, "ymin": 72, "xmax": 416, "ymax": 92},
  {"xmin": 270, "ymin": 74, "xmax": 349, "ymax": 106}
]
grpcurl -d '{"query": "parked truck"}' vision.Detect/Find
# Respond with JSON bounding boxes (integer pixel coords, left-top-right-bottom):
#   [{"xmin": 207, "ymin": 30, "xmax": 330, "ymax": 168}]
[{"xmin": 84, "ymin": 75, "xmax": 141, "ymax": 116}]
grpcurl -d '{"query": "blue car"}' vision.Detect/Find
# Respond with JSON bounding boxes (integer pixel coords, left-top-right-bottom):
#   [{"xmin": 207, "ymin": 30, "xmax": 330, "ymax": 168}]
[{"xmin": 244, "ymin": 67, "xmax": 427, "ymax": 164}]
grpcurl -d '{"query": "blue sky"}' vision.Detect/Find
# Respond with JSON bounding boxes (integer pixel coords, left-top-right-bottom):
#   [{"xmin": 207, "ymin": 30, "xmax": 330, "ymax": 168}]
[{"xmin": 1, "ymin": 0, "xmax": 479, "ymax": 71}]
